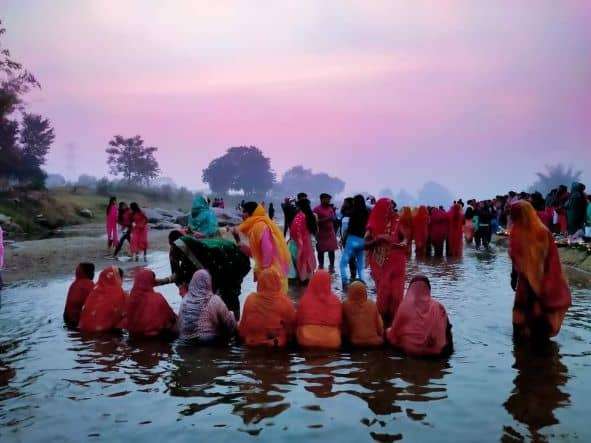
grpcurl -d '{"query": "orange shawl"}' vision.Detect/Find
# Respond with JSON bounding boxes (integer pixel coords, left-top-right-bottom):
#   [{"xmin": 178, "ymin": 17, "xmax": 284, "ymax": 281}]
[{"xmin": 343, "ymin": 281, "xmax": 384, "ymax": 347}]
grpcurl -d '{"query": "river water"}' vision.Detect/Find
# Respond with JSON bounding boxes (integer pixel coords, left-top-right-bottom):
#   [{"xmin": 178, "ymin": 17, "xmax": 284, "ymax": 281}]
[{"xmin": 1, "ymin": 245, "xmax": 590, "ymax": 442}]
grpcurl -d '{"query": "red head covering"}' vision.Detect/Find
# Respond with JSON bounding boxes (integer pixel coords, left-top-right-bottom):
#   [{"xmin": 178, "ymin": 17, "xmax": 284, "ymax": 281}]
[
  {"xmin": 126, "ymin": 268, "xmax": 176, "ymax": 336},
  {"xmin": 64, "ymin": 265, "xmax": 95, "ymax": 326},
  {"xmin": 429, "ymin": 208, "xmax": 449, "ymax": 245},
  {"xmin": 447, "ymin": 204, "xmax": 464, "ymax": 257},
  {"xmin": 412, "ymin": 206, "xmax": 429, "ymax": 255},
  {"xmin": 388, "ymin": 276, "xmax": 449, "ymax": 357},
  {"xmin": 297, "ymin": 270, "xmax": 342, "ymax": 327},
  {"xmin": 78, "ymin": 266, "xmax": 127, "ymax": 332},
  {"xmin": 367, "ymin": 198, "xmax": 395, "ymax": 236}
]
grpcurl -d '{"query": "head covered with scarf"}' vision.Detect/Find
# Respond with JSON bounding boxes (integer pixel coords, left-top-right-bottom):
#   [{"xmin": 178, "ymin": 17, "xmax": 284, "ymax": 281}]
[
  {"xmin": 188, "ymin": 195, "xmax": 219, "ymax": 236},
  {"xmin": 297, "ymin": 270, "xmax": 342, "ymax": 327},
  {"xmin": 177, "ymin": 269, "xmax": 215, "ymax": 339}
]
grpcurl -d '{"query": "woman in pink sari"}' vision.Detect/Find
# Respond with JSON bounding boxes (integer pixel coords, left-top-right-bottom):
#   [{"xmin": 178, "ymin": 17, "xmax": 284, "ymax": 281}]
[
  {"xmin": 289, "ymin": 199, "xmax": 318, "ymax": 283},
  {"xmin": 387, "ymin": 275, "xmax": 453, "ymax": 357},
  {"xmin": 366, "ymin": 198, "xmax": 408, "ymax": 326},
  {"xmin": 106, "ymin": 197, "xmax": 118, "ymax": 250}
]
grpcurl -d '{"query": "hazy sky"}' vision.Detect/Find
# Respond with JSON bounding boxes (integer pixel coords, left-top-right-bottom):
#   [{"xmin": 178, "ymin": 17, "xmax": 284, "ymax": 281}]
[{"xmin": 3, "ymin": 1, "xmax": 590, "ymax": 197}]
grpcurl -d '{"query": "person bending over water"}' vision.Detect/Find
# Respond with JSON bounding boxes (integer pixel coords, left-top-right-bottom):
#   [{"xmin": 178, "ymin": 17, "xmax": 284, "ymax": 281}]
[
  {"xmin": 238, "ymin": 267, "xmax": 296, "ymax": 347},
  {"xmin": 78, "ymin": 266, "xmax": 127, "ymax": 333},
  {"xmin": 177, "ymin": 269, "xmax": 236, "ymax": 343},
  {"xmin": 342, "ymin": 281, "xmax": 384, "ymax": 348},
  {"xmin": 63, "ymin": 263, "xmax": 95, "ymax": 328},
  {"xmin": 187, "ymin": 195, "xmax": 219, "ymax": 238},
  {"xmin": 296, "ymin": 270, "xmax": 343, "ymax": 349},
  {"xmin": 509, "ymin": 200, "xmax": 571, "ymax": 340},
  {"xmin": 125, "ymin": 269, "xmax": 178, "ymax": 338},
  {"xmin": 387, "ymin": 275, "xmax": 454, "ymax": 358}
]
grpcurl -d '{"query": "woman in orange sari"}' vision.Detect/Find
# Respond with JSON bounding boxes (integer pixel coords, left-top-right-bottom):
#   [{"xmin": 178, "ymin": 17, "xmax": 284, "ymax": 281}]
[
  {"xmin": 412, "ymin": 206, "xmax": 429, "ymax": 258},
  {"xmin": 342, "ymin": 281, "xmax": 384, "ymax": 347},
  {"xmin": 387, "ymin": 275, "xmax": 453, "ymax": 357},
  {"xmin": 366, "ymin": 198, "xmax": 408, "ymax": 326},
  {"xmin": 63, "ymin": 263, "xmax": 95, "ymax": 328},
  {"xmin": 296, "ymin": 270, "xmax": 342, "ymax": 349},
  {"xmin": 237, "ymin": 202, "xmax": 291, "ymax": 291},
  {"xmin": 447, "ymin": 203, "xmax": 464, "ymax": 258},
  {"xmin": 398, "ymin": 207, "xmax": 413, "ymax": 257},
  {"xmin": 125, "ymin": 268, "xmax": 177, "ymax": 338},
  {"xmin": 239, "ymin": 267, "xmax": 297, "ymax": 347},
  {"xmin": 509, "ymin": 200, "xmax": 571, "ymax": 340},
  {"xmin": 78, "ymin": 266, "xmax": 127, "ymax": 332}
]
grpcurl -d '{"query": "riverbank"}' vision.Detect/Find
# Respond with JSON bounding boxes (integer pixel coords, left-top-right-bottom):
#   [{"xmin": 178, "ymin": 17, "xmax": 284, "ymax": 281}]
[{"xmin": 2, "ymin": 225, "xmax": 171, "ymax": 283}]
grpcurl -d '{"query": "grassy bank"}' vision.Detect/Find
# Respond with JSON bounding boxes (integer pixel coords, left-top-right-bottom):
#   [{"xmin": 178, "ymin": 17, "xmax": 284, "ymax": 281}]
[{"xmin": 0, "ymin": 187, "xmax": 192, "ymax": 236}]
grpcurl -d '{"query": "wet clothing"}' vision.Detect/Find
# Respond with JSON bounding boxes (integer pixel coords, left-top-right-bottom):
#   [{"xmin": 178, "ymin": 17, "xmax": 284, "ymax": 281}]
[
  {"xmin": 429, "ymin": 209, "xmax": 449, "ymax": 257},
  {"xmin": 387, "ymin": 278, "xmax": 453, "ymax": 357},
  {"xmin": 78, "ymin": 267, "xmax": 127, "ymax": 332},
  {"xmin": 63, "ymin": 265, "xmax": 95, "ymax": 328},
  {"xmin": 177, "ymin": 270, "xmax": 236, "ymax": 342},
  {"xmin": 125, "ymin": 269, "xmax": 177, "ymax": 337},
  {"xmin": 188, "ymin": 195, "xmax": 219, "ymax": 237},
  {"xmin": 313, "ymin": 204, "xmax": 338, "ymax": 253},
  {"xmin": 475, "ymin": 205, "xmax": 494, "ymax": 249},
  {"xmin": 239, "ymin": 267, "xmax": 296, "ymax": 347},
  {"xmin": 412, "ymin": 206, "xmax": 429, "ymax": 257},
  {"xmin": 170, "ymin": 236, "xmax": 250, "ymax": 320},
  {"xmin": 130, "ymin": 210, "xmax": 149, "ymax": 253},
  {"xmin": 342, "ymin": 281, "xmax": 384, "ymax": 347},
  {"xmin": 289, "ymin": 212, "xmax": 317, "ymax": 282},
  {"xmin": 447, "ymin": 204, "xmax": 464, "ymax": 257},
  {"xmin": 296, "ymin": 270, "xmax": 342, "ymax": 349},
  {"xmin": 509, "ymin": 201, "xmax": 571, "ymax": 340}
]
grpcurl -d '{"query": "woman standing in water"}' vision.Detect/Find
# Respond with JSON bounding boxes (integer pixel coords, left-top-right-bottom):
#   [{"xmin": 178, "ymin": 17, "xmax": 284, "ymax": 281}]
[
  {"xmin": 412, "ymin": 206, "xmax": 429, "ymax": 258},
  {"xmin": 339, "ymin": 195, "xmax": 369, "ymax": 289},
  {"xmin": 509, "ymin": 200, "xmax": 571, "ymax": 340},
  {"xmin": 106, "ymin": 197, "xmax": 118, "ymax": 251},
  {"xmin": 398, "ymin": 207, "xmax": 413, "ymax": 256},
  {"xmin": 290, "ymin": 198, "xmax": 318, "ymax": 283},
  {"xmin": 447, "ymin": 203, "xmax": 464, "ymax": 257},
  {"xmin": 313, "ymin": 193, "xmax": 338, "ymax": 273},
  {"xmin": 130, "ymin": 202, "xmax": 149, "ymax": 262},
  {"xmin": 365, "ymin": 198, "xmax": 408, "ymax": 326}
]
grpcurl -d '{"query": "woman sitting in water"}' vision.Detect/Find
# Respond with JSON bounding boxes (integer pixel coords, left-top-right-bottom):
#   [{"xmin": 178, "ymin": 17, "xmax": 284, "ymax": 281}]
[
  {"xmin": 238, "ymin": 267, "xmax": 296, "ymax": 347},
  {"xmin": 296, "ymin": 270, "xmax": 342, "ymax": 349},
  {"xmin": 63, "ymin": 263, "xmax": 95, "ymax": 328},
  {"xmin": 78, "ymin": 266, "xmax": 127, "ymax": 333},
  {"xmin": 342, "ymin": 281, "xmax": 384, "ymax": 348},
  {"xmin": 177, "ymin": 269, "xmax": 236, "ymax": 343},
  {"xmin": 509, "ymin": 200, "xmax": 571, "ymax": 340},
  {"xmin": 187, "ymin": 195, "xmax": 219, "ymax": 238},
  {"xmin": 125, "ymin": 269, "xmax": 178, "ymax": 338},
  {"xmin": 387, "ymin": 275, "xmax": 453, "ymax": 358}
]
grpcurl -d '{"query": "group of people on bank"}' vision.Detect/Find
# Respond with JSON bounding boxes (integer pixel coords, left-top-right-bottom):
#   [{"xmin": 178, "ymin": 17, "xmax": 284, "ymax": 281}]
[
  {"xmin": 105, "ymin": 198, "xmax": 149, "ymax": 261},
  {"xmin": 70, "ymin": 187, "xmax": 578, "ymax": 362}
]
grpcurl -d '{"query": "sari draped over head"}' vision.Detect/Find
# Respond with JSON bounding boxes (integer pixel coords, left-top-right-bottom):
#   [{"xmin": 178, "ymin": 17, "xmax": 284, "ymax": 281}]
[
  {"xmin": 399, "ymin": 207, "xmax": 414, "ymax": 255},
  {"xmin": 188, "ymin": 195, "xmax": 219, "ymax": 237},
  {"xmin": 388, "ymin": 276, "xmax": 450, "ymax": 357},
  {"xmin": 429, "ymin": 208, "xmax": 449, "ymax": 248},
  {"xmin": 342, "ymin": 281, "xmax": 384, "ymax": 347},
  {"xmin": 290, "ymin": 211, "xmax": 317, "ymax": 281},
  {"xmin": 366, "ymin": 198, "xmax": 406, "ymax": 324},
  {"xmin": 126, "ymin": 268, "xmax": 176, "ymax": 337},
  {"xmin": 239, "ymin": 267, "xmax": 296, "ymax": 347},
  {"xmin": 296, "ymin": 270, "xmax": 342, "ymax": 349},
  {"xmin": 78, "ymin": 266, "xmax": 127, "ymax": 332},
  {"xmin": 509, "ymin": 201, "xmax": 571, "ymax": 337},
  {"xmin": 64, "ymin": 265, "xmax": 95, "ymax": 327},
  {"xmin": 177, "ymin": 269, "xmax": 214, "ymax": 340},
  {"xmin": 239, "ymin": 204, "xmax": 291, "ymax": 276},
  {"xmin": 447, "ymin": 204, "xmax": 464, "ymax": 257},
  {"xmin": 412, "ymin": 206, "xmax": 429, "ymax": 257}
]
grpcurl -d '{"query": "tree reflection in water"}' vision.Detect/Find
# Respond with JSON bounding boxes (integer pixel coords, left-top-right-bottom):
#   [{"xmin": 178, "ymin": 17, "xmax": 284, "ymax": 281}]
[{"xmin": 503, "ymin": 340, "xmax": 569, "ymax": 442}]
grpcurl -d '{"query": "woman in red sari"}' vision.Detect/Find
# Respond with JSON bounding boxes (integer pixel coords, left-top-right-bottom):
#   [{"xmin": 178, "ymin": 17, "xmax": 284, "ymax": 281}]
[
  {"xmin": 398, "ymin": 207, "xmax": 413, "ymax": 257},
  {"xmin": 78, "ymin": 266, "xmax": 127, "ymax": 332},
  {"xmin": 366, "ymin": 198, "xmax": 408, "ymax": 326},
  {"xmin": 63, "ymin": 263, "xmax": 95, "ymax": 328},
  {"xmin": 125, "ymin": 268, "xmax": 177, "ymax": 338},
  {"xmin": 428, "ymin": 207, "xmax": 449, "ymax": 257},
  {"xmin": 509, "ymin": 200, "xmax": 571, "ymax": 340},
  {"xmin": 296, "ymin": 270, "xmax": 342, "ymax": 349},
  {"xmin": 387, "ymin": 275, "xmax": 453, "ymax": 357},
  {"xmin": 447, "ymin": 203, "xmax": 464, "ymax": 258},
  {"xmin": 289, "ymin": 199, "xmax": 318, "ymax": 283},
  {"xmin": 130, "ymin": 202, "xmax": 149, "ymax": 262},
  {"xmin": 412, "ymin": 206, "xmax": 429, "ymax": 258}
]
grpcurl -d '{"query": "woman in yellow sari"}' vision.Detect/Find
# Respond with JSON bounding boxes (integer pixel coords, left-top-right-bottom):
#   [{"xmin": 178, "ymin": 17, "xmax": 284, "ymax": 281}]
[{"xmin": 236, "ymin": 202, "xmax": 291, "ymax": 290}]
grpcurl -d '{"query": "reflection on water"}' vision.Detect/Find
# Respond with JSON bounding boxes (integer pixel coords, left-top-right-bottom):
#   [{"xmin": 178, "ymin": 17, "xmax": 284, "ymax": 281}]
[{"xmin": 0, "ymin": 247, "xmax": 590, "ymax": 442}]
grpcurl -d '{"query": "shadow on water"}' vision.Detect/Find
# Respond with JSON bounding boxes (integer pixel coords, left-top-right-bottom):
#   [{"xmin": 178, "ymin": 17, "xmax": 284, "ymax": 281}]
[{"xmin": 502, "ymin": 340, "xmax": 569, "ymax": 442}]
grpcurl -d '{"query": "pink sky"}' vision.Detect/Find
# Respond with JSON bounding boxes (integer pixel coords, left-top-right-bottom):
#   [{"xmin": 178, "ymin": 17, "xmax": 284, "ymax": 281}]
[{"xmin": 3, "ymin": 0, "xmax": 591, "ymax": 197}]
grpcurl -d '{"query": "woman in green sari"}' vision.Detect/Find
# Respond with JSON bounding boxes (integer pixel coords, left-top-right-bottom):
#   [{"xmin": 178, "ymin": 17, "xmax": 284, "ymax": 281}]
[{"xmin": 188, "ymin": 195, "xmax": 219, "ymax": 238}]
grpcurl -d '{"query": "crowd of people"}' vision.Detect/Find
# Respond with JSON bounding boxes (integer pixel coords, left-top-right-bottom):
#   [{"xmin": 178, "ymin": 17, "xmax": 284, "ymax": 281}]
[
  {"xmin": 61, "ymin": 182, "xmax": 586, "ymax": 360},
  {"xmin": 105, "ymin": 198, "xmax": 149, "ymax": 261}
]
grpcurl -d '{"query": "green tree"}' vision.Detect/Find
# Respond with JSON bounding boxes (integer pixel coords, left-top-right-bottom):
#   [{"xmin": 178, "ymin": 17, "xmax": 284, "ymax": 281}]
[
  {"xmin": 106, "ymin": 135, "xmax": 160, "ymax": 184},
  {"xmin": 275, "ymin": 165, "xmax": 345, "ymax": 198},
  {"xmin": 202, "ymin": 146, "xmax": 275, "ymax": 198},
  {"xmin": 19, "ymin": 113, "xmax": 55, "ymax": 167}
]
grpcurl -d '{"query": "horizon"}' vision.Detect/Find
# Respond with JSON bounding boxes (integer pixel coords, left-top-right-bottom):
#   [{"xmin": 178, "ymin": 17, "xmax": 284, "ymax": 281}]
[{"xmin": 3, "ymin": 1, "xmax": 590, "ymax": 198}]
